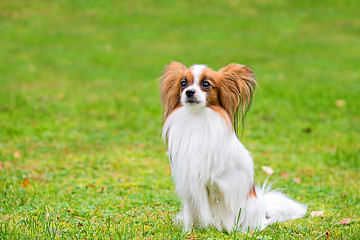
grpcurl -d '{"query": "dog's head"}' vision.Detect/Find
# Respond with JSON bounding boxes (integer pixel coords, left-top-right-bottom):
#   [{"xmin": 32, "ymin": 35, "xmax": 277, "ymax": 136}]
[{"xmin": 160, "ymin": 62, "xmax": 256, "ymax": 132}]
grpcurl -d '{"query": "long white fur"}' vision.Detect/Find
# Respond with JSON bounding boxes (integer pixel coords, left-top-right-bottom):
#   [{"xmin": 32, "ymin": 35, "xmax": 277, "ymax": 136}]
[{"xmin": 162, "ymin": 65, "xmax": 307, "ymax": 232}]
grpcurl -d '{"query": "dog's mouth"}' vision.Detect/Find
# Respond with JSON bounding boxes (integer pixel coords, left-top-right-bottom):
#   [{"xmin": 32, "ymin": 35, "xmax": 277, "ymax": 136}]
[
  {"xmin": 185, "ymin": 99, "xmax": 201, "ymax": 105},
  {"xmin": 181, "ymin": 94, "xmax": 204, "ymax": 107}
]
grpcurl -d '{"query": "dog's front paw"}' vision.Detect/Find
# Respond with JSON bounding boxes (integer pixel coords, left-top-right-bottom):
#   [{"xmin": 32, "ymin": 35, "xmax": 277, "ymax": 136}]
[
  {"xmin": 182, "ymin": 224, "xmax": 193, "ymax": 233},
  {"xmin": 174, "ymin": 210, "xmax": 193, "ymax": 233}
]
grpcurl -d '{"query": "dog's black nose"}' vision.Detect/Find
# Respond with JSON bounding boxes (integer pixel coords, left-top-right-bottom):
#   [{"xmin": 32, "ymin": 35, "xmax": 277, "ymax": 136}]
[{"xmin": 185, "ymin": 89, "xmax": 195, "ymax": 97}]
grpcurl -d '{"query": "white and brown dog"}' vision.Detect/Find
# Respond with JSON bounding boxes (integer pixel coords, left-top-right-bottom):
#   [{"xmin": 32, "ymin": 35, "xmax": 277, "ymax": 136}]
[{"xmin": 160, "ymin": 62, "xmax": 306, "ymax": 232}]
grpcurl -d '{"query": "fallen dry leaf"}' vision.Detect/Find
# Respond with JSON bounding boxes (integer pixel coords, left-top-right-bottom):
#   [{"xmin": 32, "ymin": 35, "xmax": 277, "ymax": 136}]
[
  {"xmin": 310, "ymin": 210, "xmax": 324, "ymax": 217},
  {"xmin": 335, "ymin": 99, "xmax": 346, "ymax": 108},
  {"xmin": 261, "ymin": 165, "xmax": 274, "ymax": 175},
  {"xmin": 22, "ymin": 178, "xmax": 30, "ymax": 188},
  {"xmin": 280, "ymin": 172, "xmax": 290, "ymax": 179},
  {"xmin": 339, "ymin": 218, "xmax": 351, "ymax": 225},
  {"xmin": 293, "ymin": 177, "xmax": 301, "ymax": 183},
  {"xmin": 14, "ymin": 151, "xmax": 21, "ymax": 159}
]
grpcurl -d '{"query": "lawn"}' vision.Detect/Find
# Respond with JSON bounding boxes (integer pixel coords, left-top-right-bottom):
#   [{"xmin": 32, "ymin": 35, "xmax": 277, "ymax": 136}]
[{"xmin": 0, "ymin": 0, "xmax": 359, "ymax": 239}]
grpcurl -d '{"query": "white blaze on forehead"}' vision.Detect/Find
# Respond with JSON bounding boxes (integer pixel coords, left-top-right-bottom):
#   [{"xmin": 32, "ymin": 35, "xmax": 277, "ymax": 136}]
[
  {"xmin": 190, "ymin": 65, "xmax": 207, "ymax": 84},
  {"xmin": 181, "ymin": 64, "xmax": 207, "ymax": 108}
]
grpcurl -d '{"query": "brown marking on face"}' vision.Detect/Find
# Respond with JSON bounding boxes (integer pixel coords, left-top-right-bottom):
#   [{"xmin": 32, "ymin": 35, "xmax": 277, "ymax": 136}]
[
  {"xmin": 160, "ymin": 62, "xmax": 198, "ymax": 119},
  {"xmin": 199, "ymin": 68, "xmax": 222, "ymax": 108},
  {"xmin": 179, "ymin": 69, "xmax": 194, "ymax": 96},
  {"xmin": 160, "ymin": 62, "xmax": 186, "ymax": 119}
]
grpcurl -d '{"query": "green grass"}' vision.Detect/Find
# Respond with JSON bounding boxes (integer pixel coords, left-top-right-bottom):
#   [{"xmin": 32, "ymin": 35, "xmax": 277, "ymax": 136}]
[{"xmin": 1, "ymin": 0, "xmax": 359, "ymax": 239}]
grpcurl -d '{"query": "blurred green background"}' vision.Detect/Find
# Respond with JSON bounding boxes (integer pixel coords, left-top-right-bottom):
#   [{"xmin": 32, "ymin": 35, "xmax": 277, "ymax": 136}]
[{"xmin": 0, "ymin": 0, "xmax": 359, "ymax": 238}]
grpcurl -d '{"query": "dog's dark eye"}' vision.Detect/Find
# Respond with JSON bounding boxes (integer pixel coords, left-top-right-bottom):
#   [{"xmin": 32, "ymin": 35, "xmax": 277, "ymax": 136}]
[
  {"xmin": 180, "ymin": 80, "xmax": 187, "ymax": 88},
  {"xmin": 202, "ymin": 81, "xmax": 211, "ymax": 88}
]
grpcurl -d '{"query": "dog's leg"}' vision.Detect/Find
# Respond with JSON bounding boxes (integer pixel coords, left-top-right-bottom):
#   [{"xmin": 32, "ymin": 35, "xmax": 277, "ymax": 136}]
[
  {"xmin": 182, "ymin": 198, "xmax": 194, "ymax": 232},
  {"xmin": 207, "ymin": 169, "xmax": 253, "ymax": 232},
  {"xmin": 194, "ymin": 186, "xmax": 215, "ymax": 228},
  {"xmin": 206, "ymin": 179, "xmax": 236, "ymax": 232},
  {"xmin": 205, "ymin": 180, "xmax": 223, "ymax": 230}
]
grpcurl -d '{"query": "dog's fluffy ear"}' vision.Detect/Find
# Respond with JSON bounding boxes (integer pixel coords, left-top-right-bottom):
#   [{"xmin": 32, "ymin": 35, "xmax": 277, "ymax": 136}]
[
  {"xmin": 219, "ymin": 63, "xmax": 256, "ymax": 132},
  {"xmin": 160, "ymin": 62, "xmax": 187, "ymax": 119}
]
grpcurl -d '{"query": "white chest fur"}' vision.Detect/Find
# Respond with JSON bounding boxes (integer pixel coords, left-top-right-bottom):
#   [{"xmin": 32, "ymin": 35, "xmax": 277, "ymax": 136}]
[
  {"xmin": 162, "ymin": 107, "xmax": 254, "ymax": 217},
  {"xmin": 163, "ymin": 107, "xmax": 234, "ymax": 182}
]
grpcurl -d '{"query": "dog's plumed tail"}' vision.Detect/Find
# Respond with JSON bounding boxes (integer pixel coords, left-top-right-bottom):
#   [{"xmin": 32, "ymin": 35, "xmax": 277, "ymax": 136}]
[{"xmin": 241, "ymin": 183, "xmax": 307, "ymax": 231}]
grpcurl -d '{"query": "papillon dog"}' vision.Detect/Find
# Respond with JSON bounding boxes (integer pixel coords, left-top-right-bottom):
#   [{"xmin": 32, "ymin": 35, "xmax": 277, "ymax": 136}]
[{"xmin": 160, "ymin": 62, "xmax": 306, "ymax": 232}]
